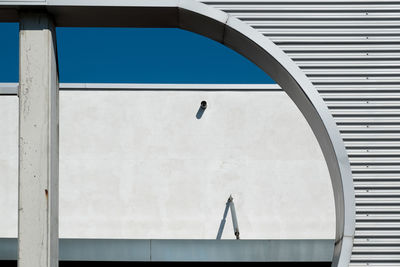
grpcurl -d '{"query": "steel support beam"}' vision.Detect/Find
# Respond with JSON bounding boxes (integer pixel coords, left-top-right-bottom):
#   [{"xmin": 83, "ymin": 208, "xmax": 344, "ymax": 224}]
[{"xmin": 18, "ymin": 12, "xmax": 59, "ymax": 267}]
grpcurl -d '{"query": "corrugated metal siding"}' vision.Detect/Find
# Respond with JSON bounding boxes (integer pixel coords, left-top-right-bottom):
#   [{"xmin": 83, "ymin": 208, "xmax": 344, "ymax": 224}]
[{"xmin": 201, "ymin": 0, "xmax": 400, "ymax": 266}]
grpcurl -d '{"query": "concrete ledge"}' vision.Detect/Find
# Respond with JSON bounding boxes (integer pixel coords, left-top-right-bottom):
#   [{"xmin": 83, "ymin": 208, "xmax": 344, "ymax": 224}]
[
  {"xmin": 0, "ymin": 238, "xmax": 333, "ymax": 262},
  {"xmin": 0, "ymin": 83, "xmax": 18, "ymax": 95},
  {"xmin": 0, "ymin": 83, "xmax": 282, "ymax": 95}
]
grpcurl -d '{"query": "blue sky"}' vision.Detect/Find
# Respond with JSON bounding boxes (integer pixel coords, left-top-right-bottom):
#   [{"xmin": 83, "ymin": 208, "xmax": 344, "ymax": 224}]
[{"xmin": 0, "ymin": 23, "xmax": 274, "ymax": 84}]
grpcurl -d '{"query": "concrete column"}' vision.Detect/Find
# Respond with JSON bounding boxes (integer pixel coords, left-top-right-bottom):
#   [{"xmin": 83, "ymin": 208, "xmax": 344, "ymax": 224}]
[{"xmin": 18, "ymin": 12, "xmax": 59, "ymax": 267}]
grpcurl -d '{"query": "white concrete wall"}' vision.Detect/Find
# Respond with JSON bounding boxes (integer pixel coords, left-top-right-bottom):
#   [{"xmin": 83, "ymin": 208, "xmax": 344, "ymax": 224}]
[
  {"xmin": 0, "ymin": 96, "xmax": 18, "ymax": 237},
  {"xmin": 0, "ymin": 89, "xmax": 335, "ymax": 239}
]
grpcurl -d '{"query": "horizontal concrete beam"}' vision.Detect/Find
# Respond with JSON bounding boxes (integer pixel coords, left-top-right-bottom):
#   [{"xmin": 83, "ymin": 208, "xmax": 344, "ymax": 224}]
[
  {"xmin": 0, "ymin": 83, "xmax": 282, "ymax": 95},
  {"xmin": 0, "ymin": 83, "xmax": 18, "ymax": 95},
  {"xmin": 0, "ymin": 238, "xmax": 334, "ymax": 262}
]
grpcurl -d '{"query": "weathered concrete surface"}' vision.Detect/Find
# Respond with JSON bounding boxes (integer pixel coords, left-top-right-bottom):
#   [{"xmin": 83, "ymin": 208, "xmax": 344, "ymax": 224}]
[
  {"xmin": 0, "ymin": 89, "xmax": 334, "ymax": 240},
  {"xmin": 18, "ymin": 13, "xmax": 59, "ymax": 267}
]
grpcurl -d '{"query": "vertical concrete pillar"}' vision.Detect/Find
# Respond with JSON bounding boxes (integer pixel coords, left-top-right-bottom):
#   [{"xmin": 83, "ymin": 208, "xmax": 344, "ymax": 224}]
[{"xmin": 18, "ymin": 12, "xmax": 59, "ymax": 267}]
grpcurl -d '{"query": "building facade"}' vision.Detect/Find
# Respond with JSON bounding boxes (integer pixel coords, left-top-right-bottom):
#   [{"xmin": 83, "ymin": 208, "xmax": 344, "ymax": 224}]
[{"xmin": 0, "ymin": 1, "xmax": 399, "ymax": 266}]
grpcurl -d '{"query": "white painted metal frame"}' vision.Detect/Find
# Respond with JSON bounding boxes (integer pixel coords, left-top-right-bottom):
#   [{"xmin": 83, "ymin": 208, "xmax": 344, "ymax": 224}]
[{"xmin": 0, "ymin": 1, "xmax": 355, "ymax": 267}]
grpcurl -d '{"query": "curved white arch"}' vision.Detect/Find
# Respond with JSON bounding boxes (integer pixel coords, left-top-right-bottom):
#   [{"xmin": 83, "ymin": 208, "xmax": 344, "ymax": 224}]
[
  {"xmin": 15, "ymin": 0, "xmax": 356, "ymax": 265},
  {"xmin": 176, "ymin": 2, "xmax": 355, "ymax": 265}
]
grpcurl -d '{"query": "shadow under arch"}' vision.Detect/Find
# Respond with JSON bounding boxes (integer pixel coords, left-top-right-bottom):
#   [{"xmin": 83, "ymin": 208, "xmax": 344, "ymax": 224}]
[{"xmin": 27, "ymin": 0, "xmax": 355, "ymax": 266}]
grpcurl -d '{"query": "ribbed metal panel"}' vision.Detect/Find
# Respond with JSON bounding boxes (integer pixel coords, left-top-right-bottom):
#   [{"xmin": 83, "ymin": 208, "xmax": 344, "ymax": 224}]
[{"xmin": 201, "ymin": 0, "xmax": 400, "ymax": 266}]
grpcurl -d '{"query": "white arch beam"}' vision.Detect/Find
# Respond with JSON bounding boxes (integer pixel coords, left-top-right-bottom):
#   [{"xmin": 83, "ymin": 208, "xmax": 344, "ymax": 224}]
[{"xmin": 0, "ymin": 1, "xmax": 355, "ymax": 266}]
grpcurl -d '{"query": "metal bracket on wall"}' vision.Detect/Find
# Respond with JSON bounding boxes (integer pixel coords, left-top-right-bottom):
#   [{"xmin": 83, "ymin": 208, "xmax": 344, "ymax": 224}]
[{"xmin": 216, "ymin": 195, "xmax": 240, "ymax": 240}]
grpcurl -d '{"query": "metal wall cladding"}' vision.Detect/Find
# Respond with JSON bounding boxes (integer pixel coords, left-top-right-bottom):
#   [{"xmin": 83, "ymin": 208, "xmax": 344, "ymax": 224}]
[{"xmin": 201, "ymin": 0, "xmax": 400, "ymax": 266}]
